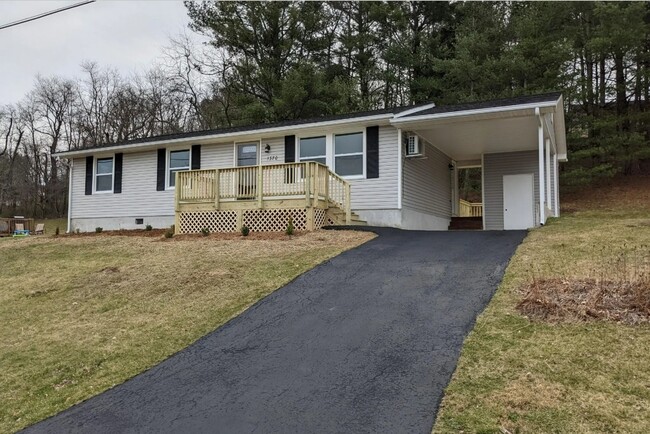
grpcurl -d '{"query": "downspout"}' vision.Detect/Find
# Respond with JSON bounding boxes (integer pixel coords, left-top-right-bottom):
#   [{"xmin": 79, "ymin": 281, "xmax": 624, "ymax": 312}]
[
  {"xmin": 535, "ymin": 107, "xmax": 546, "ymax": 225},
  {"xmin": 397, "ymin": 128, "xmax": 403, "ymax": 210},
  {"xmin": 66, "ymin": 159, "xmax": 73, "ymax": 233}
]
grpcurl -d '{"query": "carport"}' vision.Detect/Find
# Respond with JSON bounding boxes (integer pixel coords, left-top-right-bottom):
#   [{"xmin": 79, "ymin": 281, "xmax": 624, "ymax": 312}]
[{"xmin": 391, "ymin": 93, "xmax": 567, "ymax": 230}]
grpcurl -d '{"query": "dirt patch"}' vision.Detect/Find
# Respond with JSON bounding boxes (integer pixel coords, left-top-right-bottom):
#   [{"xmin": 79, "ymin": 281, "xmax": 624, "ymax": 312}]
[
  {"xmin": 562, "ymin": 175, "xmax": 650, "ymax": 214},
  {"xmin": 66, "ymin": 229, "xmax": 166, "ymax": 238},
  {"xmin": 64, "ymin": 229, "xmax": 311, "ymax": 241},
  {"xmin": 517, "ymin": 278, "xmax": 650, "ymax": 325}
]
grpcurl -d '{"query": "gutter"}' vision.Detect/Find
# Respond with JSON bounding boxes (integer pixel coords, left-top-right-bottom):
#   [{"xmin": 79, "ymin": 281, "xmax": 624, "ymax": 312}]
[{"xmin": 54, "ymin": 113, "xmax": 395, "ymax": 158}]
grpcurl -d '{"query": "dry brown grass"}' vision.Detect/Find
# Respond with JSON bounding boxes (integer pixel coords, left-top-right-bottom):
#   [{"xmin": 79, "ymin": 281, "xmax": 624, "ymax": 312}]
[
  {"xmin": 0, "ymin": 230, "xmax": 374, "ymax": 433},
  {"xmin": 434, "ymin": 176, "xmax": 650, "ymax": 434}
]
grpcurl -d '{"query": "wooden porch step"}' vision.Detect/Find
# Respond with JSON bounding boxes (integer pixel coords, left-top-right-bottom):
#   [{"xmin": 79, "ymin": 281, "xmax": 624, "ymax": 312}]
[
  {"xmin": 325, "ymin": 207, "xmax": 366, "ymax": 226},
  {"xmin": 448, "ymin": 217, "xmax": 483, "ymax": 230}
]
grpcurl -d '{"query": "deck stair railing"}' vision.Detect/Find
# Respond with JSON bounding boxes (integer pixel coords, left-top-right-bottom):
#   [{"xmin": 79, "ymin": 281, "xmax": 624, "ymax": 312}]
[{"xmin": 459, "ymin": 199, "xmax": 483, "ymax": 217}]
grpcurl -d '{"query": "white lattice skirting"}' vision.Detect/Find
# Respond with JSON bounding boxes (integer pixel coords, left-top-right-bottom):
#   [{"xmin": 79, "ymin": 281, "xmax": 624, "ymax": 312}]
[{"xmin": 178, "ymin": 208, "xmax": 329, "ymax": 234}]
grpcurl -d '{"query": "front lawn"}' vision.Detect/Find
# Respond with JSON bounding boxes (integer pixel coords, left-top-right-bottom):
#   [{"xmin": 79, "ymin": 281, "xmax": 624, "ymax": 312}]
[
  {"xmin": 0, "ymin": 230, "xmax": 373, "ymax": 433},
  {"xmin": 434, "ymin": 177, "xmax": 650, "ymax": 433}
]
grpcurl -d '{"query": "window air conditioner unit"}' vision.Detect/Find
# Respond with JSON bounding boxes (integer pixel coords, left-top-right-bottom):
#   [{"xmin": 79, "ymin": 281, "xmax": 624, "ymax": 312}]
[{"xmin": 406, "ymin": 135, "xmax": 422, "ymax": 157}]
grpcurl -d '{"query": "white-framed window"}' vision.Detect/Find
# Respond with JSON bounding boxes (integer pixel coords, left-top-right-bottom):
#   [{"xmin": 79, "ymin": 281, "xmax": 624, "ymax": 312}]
[
  {"xmin": 168, "ymin": 149, "xmax": 190, "ymax": 188},
  {"xmin": 298, "ymin": 136, "xmax": 327, "ymax": 165},
  {"xmin": 95, "ymin": 157, "xmax": 114, "ymax": 193},
  {"xmin": 334, "ymin": 132, "xmax": 364, "ymax": 177}
]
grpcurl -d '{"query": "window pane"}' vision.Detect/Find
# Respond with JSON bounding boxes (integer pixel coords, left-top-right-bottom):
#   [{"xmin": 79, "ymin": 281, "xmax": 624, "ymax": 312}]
[
  {"xmin": 96, "ymin": 174, "xmax": 112, "ymax": 191},
  {"xmin": 335, "ymin": 155, "xmax": 363, "ymax": 176},
  {"xmin": 237, "ymin": 144, "xmax": 258, "ymax": 166},
  {"xmin": 169, "ymin": 169, "xmax": 183, "ymax": 187},
  {"xmin": 96, "ymin": 158, "xmax": 113, "ymax": 174},
  {"xmin": 335, "ymin": 132, "xmax": 363, "ymax": 155},
  {"xmin": 299, "ymin": 136, "xmax": 326, "ymax": 158},
  {"xmin": 170, "ymin": 150, "xmax": 190, "ymax": 168}
]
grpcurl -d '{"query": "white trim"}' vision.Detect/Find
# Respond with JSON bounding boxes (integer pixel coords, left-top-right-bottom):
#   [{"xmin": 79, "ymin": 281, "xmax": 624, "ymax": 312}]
[
  {"xmin": 536, "ymin": 107, "xmax": 546, "ymax": 225},
  {"xmin": 166, "ymin": 148, "xmax": 192, "ymax": 189},
  {"xmin": 54, "ymin": 113, "xmax": 394, "ymax": 158},
  {"xmin": 93, "ymin": 155, "xmax": 115, "ymax": 194},
  {"xmin": 392, "ymin": 103, "xmax": 436, "ymax": 118},
  {"xmin": 390, "ymin": 99, "xmax": 560, "ymax": 125},
  {"xmin": 543, "ymin": 113, "xmax": 557, "ymax": 153},
  {"xmin": 545, "ymin": 138, "xmax": 551, "ymax": 209},
  {"xmin": 397, "ymin": 128, "xmax": 403, "ymax": 210},
  {"xmin": 67, "ymin": 159, "xmax": 73, "ymax": 233},
  {"xmin": 481, "ymin": 153, "xmax": 485, "ymax": 230},
  {"xmin": 554, "ymin": 153, "xmax": 560, "ymax": 217}
]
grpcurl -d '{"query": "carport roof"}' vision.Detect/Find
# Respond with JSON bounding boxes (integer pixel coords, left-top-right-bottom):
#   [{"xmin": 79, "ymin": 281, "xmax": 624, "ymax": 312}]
[{"xmin": 398, "ymin": 92, "xmax": 562, "ymax": 118}]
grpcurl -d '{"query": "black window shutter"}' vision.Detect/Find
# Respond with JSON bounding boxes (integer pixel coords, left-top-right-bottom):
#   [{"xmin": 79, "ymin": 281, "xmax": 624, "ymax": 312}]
[
  {"xmin": 113, "ymin": 153, "xmax": 123, "ymax": 193},
  {"xmin": 366, "ymin": 126, "xmax": 379, "ymax": 179},
  {"xmin": 85, "ymin": 156, "xmax": 93, "ymax": 195},
  {"xmin": 156, "ymin": 148, "xmax": 166, "ymax": 191},
  {"xmin": 191, "ymin": 145, "xmax": 201, "ymax": 170},
  {"xmin": 284, "ymin": 135, "xmax": 296, "ymax": 163}
]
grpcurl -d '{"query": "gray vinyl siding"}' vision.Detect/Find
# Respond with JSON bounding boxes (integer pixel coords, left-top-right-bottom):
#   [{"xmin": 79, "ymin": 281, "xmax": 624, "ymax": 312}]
[
  {"xmin": 348, "ymin": 125, "xmax": 399, "ymax": 210},
  {"xmin": 71, "ymin": 151, "xmax": 174, "ymax": 219},
  {"xmin": 402, "ymin": 141, "xmax": 452, "ymax": 218},
  {"xmin": 70, "ymin": 139, "xmax": 286, "ymax": 220},
  {"xmin": 483, "ymin": 150, "xmax": 540, "ymax": 230}
]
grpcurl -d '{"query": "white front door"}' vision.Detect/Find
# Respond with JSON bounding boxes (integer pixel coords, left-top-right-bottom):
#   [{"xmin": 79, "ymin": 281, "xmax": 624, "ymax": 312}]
[{"xmin": 503, "ymin": 174, "xmax": 534, "ymax": 230}]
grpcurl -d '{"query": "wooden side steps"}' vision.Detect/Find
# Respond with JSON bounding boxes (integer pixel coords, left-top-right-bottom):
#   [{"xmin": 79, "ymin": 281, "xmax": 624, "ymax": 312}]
[
  {"xmin": 325, "ymin": 206, "xmax": 367, "ymax": 226},
  {"xmin": 448, "ymin": 216, "xmax": 483, "ymax": 230}
]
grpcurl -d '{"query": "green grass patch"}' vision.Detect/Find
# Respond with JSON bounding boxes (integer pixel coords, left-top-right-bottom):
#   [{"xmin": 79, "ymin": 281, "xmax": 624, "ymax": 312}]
[
  {"xmin": 0, "ymin": 230, "xmax": 374, "ymax": 432},
  {"xmin": 434, "ymin": 181, "xmax": 650, "ymax": 433}
]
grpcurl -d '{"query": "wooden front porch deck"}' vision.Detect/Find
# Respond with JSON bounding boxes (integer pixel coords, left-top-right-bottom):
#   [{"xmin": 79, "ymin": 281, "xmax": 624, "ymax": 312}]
[{"xmin": 174, "ymin": 162, "xmax": 362, "ymax": 234}]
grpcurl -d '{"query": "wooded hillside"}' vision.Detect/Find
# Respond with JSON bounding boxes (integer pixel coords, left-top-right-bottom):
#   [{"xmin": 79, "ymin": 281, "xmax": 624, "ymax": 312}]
[{"xmin": 1, "ymin": 1, "xmax": 648, "ymax": 218}]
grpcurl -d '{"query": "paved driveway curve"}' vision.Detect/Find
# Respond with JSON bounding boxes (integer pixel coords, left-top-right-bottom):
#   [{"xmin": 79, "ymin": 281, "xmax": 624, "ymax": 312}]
[{"xmin": 23, "ymin": 228, "xmax": 525, "ymax": 434}]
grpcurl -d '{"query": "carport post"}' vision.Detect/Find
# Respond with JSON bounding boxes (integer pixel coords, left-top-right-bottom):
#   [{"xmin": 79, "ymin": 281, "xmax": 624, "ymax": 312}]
[
  {"xmin": 545, "ymin": 138, "xmax": 551, "ymax": 211},
  {"xmin": 536, "ymin": 108, "xmax": 546, "ymax": 225}
]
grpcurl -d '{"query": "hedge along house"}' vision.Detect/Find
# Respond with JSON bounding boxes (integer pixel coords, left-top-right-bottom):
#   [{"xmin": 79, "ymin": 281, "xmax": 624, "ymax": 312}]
[{"xmin": 55, "ymin": 93, "xmax": 567, "ymax": 234}]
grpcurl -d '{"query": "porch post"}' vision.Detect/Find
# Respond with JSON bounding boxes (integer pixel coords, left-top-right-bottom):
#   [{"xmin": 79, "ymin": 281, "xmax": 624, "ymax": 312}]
[
  {"xmin": 214, "ymin": 169, "xmax": 220, "ymax": 210},
  {"xmin": 554, "ymin": 153, "xmax": 560, "ymax": 217},
  {"xmin": 536, "ymin": 108, "xmax": 546, "ymax": 225},
  {"xmin": 257, "ymin": 164, "xmax": 263, "ymax": 209},
  {"xmin": 545, "ymin": 138, "xmax": 551, "ymax": 213}
]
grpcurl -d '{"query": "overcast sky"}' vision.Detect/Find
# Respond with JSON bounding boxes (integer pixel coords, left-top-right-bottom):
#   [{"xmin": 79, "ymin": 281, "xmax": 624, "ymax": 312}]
[{"xmin": 0, "ymin": 0, "xmax": 196, "ymax": 106}]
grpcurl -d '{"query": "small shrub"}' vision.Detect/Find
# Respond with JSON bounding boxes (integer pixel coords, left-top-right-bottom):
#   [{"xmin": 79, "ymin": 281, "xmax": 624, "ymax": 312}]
[
  {"xmin": 54, "ymin": 226, "xmax": 60, "ymax": 236},
  {"xmin": 145, "ymin": 224, "xmax": 153, "ymax": 231},
  {"xmin": 164, "ymin": 230, "xmax": 174, "ymax": 239},
  {"xmin": 241, "ymin": 225, "xmax": 250, "ymax": 236},
  {"xmin": 75, "ymin": 228, "xmax": 80, "ymax": 234},
  {"xmin": 201, "ymin": 227, "xmax": 210, "ymax": 237},
  {"xmin": 170, "ymin": 224, "xmax": 175, "ymax": 233},
  {"xmin": 285, "ymin": 218, "xmax": 294, "ymax": 236},
  {"xmin": 95, "ymin": 227, "xmax": 103, "ymax": 233}
]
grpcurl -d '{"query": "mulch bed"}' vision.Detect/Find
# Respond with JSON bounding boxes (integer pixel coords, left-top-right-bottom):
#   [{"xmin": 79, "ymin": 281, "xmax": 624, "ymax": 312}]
[{"xmin": 517, "ymin": 278, "xmax": 650, "ymax": 325}]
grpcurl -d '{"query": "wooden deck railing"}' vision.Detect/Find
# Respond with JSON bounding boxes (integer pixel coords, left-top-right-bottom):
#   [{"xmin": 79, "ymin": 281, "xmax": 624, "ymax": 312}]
[
  {"xmin": 175, "ymin": 161, "xmax": 352, "ymax": 223},
  {"xmin": 459, "ymin": 199, "xmax": 483, "ymax": 217}
]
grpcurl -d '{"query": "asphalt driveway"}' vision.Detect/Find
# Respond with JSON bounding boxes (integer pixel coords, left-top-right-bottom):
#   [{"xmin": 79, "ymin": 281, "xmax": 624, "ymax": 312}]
[{"xmin": 23, "ymin": 228, "xmax": 525, "ymax": 434}]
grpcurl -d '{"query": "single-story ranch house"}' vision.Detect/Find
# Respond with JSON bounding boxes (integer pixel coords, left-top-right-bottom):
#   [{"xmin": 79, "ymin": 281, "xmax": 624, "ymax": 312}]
[{"xmin": 55, "ymin": 93, "xmax": 567, "ymax": 234}]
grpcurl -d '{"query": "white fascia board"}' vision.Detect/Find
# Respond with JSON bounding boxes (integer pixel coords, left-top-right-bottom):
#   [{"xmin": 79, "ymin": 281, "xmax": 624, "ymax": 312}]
[
  {"xmin": 390, "ymin": 99, "xmax": 560, "ymax": 125},
  {"xmin": 553, "ymin": 95, "xmax": 568, "ymax": 157},
  {"xmin": 392, "ymin": 103, "xmax": 436, "ymax": 118},
  {"xmin": 55, "ymin": 113, "xmax": 394, "ymax": 158}
]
